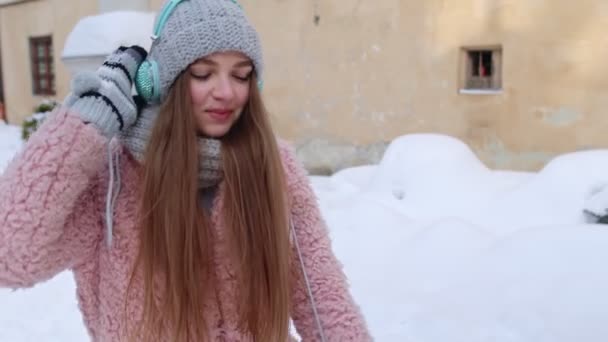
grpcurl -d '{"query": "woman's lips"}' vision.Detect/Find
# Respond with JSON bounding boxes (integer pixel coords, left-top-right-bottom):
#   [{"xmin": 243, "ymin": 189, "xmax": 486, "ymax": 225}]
[{"xmin": 207, "ymin": 109, "xmax": 232, "ymax": 121}]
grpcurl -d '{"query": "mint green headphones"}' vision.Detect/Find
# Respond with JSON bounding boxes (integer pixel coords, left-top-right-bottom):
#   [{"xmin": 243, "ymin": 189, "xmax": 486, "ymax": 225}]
[
  {"xmin": 135, "ymin": 0, "xmax": 184, "ymax": 104},
  {"xmin": 135, "ymin": 0, "xmax": 261, "ymax": 104}
]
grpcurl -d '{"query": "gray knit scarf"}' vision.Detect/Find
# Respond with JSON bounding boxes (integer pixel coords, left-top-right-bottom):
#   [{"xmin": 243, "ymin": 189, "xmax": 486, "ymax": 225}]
[{"xmin": 121, "ymin": 105, "xmax": 223, "ymax": 189}]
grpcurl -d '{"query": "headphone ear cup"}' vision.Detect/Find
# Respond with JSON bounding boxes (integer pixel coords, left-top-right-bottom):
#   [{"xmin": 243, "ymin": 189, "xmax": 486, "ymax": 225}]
[{"xmin": 135, "ymin": 60, "xmax": 160, "ymax": 103}]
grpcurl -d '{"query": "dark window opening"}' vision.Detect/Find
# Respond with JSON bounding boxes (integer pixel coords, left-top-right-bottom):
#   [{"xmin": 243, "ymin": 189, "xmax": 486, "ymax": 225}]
[{"xmin": 469, "ymin": 51, "xmax": 493, "ymax": 77}]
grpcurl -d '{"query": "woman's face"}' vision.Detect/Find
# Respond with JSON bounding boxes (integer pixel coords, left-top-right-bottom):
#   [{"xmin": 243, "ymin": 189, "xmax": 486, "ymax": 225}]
[{"xmin": 189, "ymin": 51, "xmax": 253, "ymax": 138}]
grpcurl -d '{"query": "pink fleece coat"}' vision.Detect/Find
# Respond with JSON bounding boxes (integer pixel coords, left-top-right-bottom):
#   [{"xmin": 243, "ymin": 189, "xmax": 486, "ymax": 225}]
[{"xmin": 0, "ymin": 109, "xmax": 371, "ymax": 341}]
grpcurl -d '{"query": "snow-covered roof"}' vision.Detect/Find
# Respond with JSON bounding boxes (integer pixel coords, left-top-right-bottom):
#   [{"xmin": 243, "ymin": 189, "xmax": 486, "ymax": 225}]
[{"xmin": 62, "ymin": 11, "xmax": 155, "ymax": 59}]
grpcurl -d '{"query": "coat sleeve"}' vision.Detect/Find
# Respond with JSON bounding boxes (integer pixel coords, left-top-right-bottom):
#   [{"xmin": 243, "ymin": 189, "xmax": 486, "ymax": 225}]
[
  {"xmin": 0, "ymin": 108, "xmax": 106, "ymax": 288},
  {"xmin": 279, "ymin": 141, "xmax": 372, "ymax": 341}
]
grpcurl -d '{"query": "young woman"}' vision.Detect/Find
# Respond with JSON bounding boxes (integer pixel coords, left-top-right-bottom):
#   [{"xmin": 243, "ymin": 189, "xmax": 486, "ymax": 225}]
[{"xmin": 0, "ymin": 0, "xmax": 371, "ymax": 341}]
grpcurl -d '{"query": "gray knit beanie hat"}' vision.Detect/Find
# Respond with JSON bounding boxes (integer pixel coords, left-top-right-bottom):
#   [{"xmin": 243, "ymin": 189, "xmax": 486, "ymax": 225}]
[{"xmin": 139, "ymin": 0, "xmax": 264, "ymax": 104}]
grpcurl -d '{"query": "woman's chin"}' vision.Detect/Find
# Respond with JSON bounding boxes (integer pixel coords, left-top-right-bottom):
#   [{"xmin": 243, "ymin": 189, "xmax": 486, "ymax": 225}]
[{"xmin": 198, "ymin": 124, "xmax": 231, "ymax": 138}]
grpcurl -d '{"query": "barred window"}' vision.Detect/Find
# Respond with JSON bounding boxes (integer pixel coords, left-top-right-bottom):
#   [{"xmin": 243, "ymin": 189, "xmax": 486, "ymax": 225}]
[
  {"xmin": 461, "ymin": 47, "xmax": 502, "ymax": 92},
  {"xmin": 29, "ymin": 36, "xmax": 55, "ymax": 95}
]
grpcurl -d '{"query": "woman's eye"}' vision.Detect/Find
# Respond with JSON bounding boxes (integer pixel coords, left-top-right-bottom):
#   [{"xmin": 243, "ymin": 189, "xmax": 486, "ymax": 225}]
[
  {"xmin": 190, "ymin": 72, "xmax": 211, "ymax": 80},
  {"xmin": 233, "ymin": 73, "xmax": 252, "ymax": 82}
]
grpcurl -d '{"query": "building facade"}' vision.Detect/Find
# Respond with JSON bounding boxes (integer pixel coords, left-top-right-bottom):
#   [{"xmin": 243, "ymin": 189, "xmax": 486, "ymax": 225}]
[{"xmin": 1, "ymin": 0, "xmax": 607, "ymax": 172}]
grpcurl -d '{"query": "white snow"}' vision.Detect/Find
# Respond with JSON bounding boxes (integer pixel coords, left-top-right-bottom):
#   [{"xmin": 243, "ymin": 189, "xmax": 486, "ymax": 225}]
[
  {"xmin": 0, "ymin": 121, "xmax": 22, "ymax": 171},
  {"xmin": 2, "ymin": 128, "xmax": 608, "ymax": 341}
]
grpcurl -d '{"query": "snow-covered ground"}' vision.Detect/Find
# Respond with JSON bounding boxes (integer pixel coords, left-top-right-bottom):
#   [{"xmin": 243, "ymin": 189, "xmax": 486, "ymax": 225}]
[{"xmin": 2, "ymin": 124, "xmax": 608, "ymax": 341}]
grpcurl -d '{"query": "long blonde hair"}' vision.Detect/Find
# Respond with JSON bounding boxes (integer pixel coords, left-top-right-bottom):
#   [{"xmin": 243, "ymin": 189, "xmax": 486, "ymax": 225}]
[{"xmin": 128, "ymin": 71, "xmax": 291, "ymax": 341}]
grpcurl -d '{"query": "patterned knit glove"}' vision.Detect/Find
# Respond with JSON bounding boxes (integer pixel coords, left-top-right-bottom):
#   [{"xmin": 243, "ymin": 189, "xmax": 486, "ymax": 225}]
[{"xmin": 64, "ymin": 46, "xmax": 147, "ymax": 138}]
